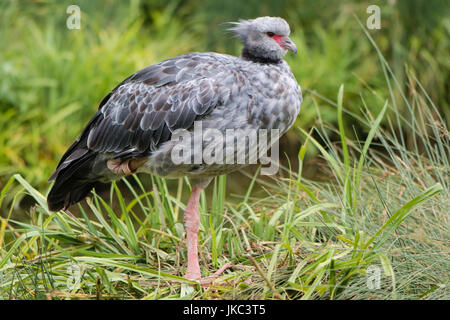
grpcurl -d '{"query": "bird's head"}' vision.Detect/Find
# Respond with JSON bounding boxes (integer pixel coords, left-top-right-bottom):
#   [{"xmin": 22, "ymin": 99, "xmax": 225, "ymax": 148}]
[{"xmin": 227, "ymin": 16, "xmax": 297, "ymax": 62}]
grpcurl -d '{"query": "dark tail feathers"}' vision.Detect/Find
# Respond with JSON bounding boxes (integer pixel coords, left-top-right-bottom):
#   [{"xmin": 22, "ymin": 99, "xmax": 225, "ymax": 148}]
[{"xmin": 47, "ymin": 150, "xmax": 105, "ymax": 211}]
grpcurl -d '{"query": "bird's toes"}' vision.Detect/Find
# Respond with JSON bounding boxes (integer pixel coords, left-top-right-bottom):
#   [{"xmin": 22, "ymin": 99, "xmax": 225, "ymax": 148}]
[
  {"xmin": 107, "ymin": 158, "xmax": 144, "ymax": 176},
  {"xmin": 189, "ymin": 263, "xmax": 233, "ymax": 286}
]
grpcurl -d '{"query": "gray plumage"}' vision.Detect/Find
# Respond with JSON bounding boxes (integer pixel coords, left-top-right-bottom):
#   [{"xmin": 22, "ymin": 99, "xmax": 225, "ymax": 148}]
[{"xmin": 47, "ymin": 16, "xmax": 302, "ymax": 211}]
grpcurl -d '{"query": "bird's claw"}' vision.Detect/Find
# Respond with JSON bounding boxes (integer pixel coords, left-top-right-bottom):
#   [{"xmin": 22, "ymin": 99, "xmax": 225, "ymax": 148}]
[{"xmin": 185, "ymin": 263, "xmax": 233, "ymax": 286}]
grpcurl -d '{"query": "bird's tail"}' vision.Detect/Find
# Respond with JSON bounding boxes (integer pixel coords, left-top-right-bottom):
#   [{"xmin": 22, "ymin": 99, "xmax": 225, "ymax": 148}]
[{"xmin": 47, "ymin": 149, "xmax": 107, "ymax": 211}]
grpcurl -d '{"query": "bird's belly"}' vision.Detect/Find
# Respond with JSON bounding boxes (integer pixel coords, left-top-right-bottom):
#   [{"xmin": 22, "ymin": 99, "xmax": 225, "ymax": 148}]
[
  {"xmin": 139, "ymin": 84, "xmax": 301, "ymax": 179},
  {"xmin": 139, "ymin": 124, "xmax": 260, "ymax": 179},
  {"xmin": 138, "ymin": 109, "xmax": 270, "ymax": 178}
]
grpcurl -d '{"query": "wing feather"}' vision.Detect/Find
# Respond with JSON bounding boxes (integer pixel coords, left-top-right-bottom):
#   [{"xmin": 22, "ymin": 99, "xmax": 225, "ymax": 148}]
[{"xmin": 84, "ymin": 53, "xmax": 238, "ymax": 157}]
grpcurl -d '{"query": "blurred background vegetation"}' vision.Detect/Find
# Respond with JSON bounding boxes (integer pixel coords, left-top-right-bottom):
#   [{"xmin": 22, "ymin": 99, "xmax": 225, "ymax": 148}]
[
  {"xmin": 0, "ymin": 0, "xmax": 448, "ymax": 201},
  {"xmin": 0, "ymin": 0, "xmax": 448, "ymax": 300}
]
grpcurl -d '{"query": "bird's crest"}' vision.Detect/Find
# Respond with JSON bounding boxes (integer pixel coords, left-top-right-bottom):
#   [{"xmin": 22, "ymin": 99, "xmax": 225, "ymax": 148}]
[{"xmin": 222, "ymin": 19, "xmax": 254, "ymax": 40}]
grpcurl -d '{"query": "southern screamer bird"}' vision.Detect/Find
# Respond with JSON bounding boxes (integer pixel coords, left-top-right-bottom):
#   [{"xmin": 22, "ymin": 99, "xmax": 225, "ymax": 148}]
[{"xmin": 47, "ymin": 17, "xmax": 302, "ymax": 284}]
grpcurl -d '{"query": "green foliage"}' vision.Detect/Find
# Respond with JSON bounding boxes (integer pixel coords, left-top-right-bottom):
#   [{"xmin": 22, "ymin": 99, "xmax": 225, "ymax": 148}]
[{"xmin": 0, "ymin": 0, "xmax": 448, "ymax": 300}]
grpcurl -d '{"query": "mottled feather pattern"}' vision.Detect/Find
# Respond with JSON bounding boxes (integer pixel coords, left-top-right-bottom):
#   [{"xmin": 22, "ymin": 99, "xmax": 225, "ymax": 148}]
[
  {"xmin": 86, "ymin": 53, "xmax": 238, "ymax": 157},
  {"xmin": 140, "ymin": 59, "xmax": 301, "ymax": 178},
  {"xmin": 51, "ymin": 51, "xmax": 301, "ymax": 183}
]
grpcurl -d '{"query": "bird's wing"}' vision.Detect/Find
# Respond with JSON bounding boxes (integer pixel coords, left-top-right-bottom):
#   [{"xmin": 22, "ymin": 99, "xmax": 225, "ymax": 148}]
[
  {"xmin": 49, "ymin": 53, "xmax": 239, "ymax": 181},
  {"xmin": 88, "ymin": 53, "xmax": 237, "ymax": 157},
  {"xmin": 91, "ymin": 53, "xmax": 236, "ymax": 154},
  {"xmin": 88, "ymin": 78, "xmax": 228, "ymax": 155}
]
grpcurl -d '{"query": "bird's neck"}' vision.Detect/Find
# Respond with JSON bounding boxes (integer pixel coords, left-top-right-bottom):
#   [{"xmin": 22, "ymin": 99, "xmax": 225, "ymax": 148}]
[{"xmin": 241, "ymin": 47, "xmax": 282, "ymax": 64}]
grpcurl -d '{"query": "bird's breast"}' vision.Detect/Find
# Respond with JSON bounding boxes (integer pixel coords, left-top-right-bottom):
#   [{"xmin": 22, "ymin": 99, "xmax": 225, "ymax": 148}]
[{"xmin": 246, "ymin": 66, "xmax": 302, "ymax": 133}]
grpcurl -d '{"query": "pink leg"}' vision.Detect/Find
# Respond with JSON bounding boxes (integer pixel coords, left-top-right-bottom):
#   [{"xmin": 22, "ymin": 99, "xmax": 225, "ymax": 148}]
[
  {"xmin": 184, "ymin": 186, "xmax": 202, "ymax": 280},
  {"xmin": 183, "ymin": 186, "xmax": 232, "ymax": 284}
]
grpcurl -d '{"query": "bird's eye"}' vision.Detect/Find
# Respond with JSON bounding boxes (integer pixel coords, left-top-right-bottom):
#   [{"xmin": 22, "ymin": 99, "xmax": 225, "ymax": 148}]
[{"xmin": 266, "ymin": 32, "xmax": 275, "ymax": 37}]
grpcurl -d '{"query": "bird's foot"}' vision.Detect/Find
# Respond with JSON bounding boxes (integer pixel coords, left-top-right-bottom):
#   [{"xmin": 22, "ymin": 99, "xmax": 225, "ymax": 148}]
[
  {"xmin": 185, "ymin": 263, "xmax": 233, "ymax": 286},
  {"xmin": 106, "ymin": 158, "xmax": 146, "ymax": 176}
]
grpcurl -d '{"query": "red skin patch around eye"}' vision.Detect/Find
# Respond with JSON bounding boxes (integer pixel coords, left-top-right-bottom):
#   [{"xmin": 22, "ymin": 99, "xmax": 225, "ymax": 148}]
[
  {"xmin": 267, "ymin": 33, "xmax": 287, "ymax": 49},
  {"xmin": 272, "ymin": 34, "xmax": 284, "ymax": 44}
]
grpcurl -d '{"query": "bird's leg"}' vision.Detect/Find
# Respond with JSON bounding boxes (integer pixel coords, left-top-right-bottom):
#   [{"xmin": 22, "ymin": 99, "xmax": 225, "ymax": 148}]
[
  {"xmin": 183, "ymin": 186, "xmax": 232, "ymax": 285},
  {"xmin": 184, "ymin": 186, "xmax": 202, "ymax": 280}
]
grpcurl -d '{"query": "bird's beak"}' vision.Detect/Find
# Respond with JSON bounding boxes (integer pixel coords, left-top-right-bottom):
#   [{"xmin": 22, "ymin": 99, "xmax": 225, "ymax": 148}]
[{"xmin": 282, "ymin": 36, "xmax": 297, "ymax": 54}]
